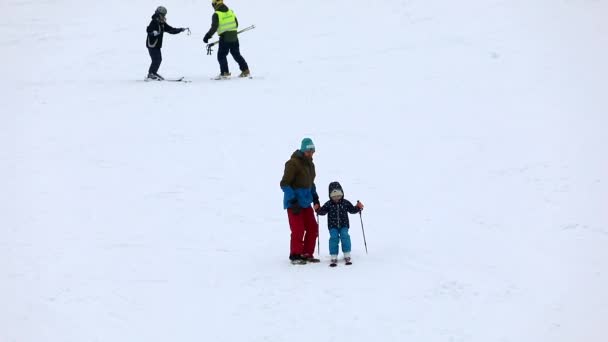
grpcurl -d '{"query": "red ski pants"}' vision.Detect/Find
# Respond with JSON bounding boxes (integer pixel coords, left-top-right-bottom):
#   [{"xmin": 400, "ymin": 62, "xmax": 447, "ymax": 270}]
[{"xmin": 287, "ymin": 207, "xmax": 319, "ymax": 257}]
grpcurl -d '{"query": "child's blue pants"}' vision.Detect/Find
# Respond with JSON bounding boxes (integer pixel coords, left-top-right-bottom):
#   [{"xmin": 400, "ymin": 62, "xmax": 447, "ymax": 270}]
[{"xmin": 329, "ymin": 227, "xmax": 351, "ymax": 255}]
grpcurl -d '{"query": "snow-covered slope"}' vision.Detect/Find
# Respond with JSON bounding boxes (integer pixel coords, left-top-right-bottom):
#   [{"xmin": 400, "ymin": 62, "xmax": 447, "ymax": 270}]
[{"xmin": 2, "ymin": 0, "xmax": 607, "ymax": 341}]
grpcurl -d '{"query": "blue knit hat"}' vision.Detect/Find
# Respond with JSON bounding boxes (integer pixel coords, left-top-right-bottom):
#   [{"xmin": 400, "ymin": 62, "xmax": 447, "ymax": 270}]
[{"xmin": 300, "ymin": 138, "xmax": 315, "ymax": 152}]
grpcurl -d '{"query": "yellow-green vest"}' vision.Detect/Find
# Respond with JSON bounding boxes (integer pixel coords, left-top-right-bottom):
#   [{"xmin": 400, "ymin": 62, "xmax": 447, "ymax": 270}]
[{"xmin": 216, "ymin": 10, "xmax": 237, "ymax": 35}]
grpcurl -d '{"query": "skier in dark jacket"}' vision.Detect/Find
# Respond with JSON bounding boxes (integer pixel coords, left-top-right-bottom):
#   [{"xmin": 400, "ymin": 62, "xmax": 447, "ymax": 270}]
[
  {"xmin": 280, "ymin": 138, "xmax": 321, "ymax": 264},
  {"xmin": 203, "ymin": 0, "xmax": 250, "ymax": 79},
  {"xmin": 316, "ymin": 182, "xmax": 364, "ymax": 266},
  {"xmin": 145, "ymin": 6, "xmax": 187, "ymax": 81}
]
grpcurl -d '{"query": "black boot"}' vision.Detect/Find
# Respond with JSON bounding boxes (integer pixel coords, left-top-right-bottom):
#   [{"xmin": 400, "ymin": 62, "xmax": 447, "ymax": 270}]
[
  {"xmin": 289, "ymin": 254, "xmax": 306, "ymax": 265},
  {"xmin": 303, "ymin": 254, "xmax": 320, "ymax": 263}
]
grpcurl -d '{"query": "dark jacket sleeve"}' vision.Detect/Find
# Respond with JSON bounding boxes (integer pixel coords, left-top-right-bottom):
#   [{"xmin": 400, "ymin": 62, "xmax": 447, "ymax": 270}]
[
  {"xmin": 204, "ymin": 13, "xmax": 219, "ymax": 40},
  {"xmin": 312, "ymin": 184, "xmax": 320, "ymax": 205},
  {"xmin": 343, "ymin": 200, "xmax": 361, "ymax": 214},
  {"xmin": 280, "ymin": 160, "xmax": 297, "ymax": 189},
  {"xmin": 280, "ymin": 160, "xmax": 297, "ymax": 202},
  {"xmin": 146, "ymin": 20, "xmax": 159, "ymax": 36},
  {"xmin": 317, "ymin": 202, "xmax": 331, "ymax": 216},
  {"xmin": 164, "ymin": 23, "xmax": 182, "ymax": 34}
]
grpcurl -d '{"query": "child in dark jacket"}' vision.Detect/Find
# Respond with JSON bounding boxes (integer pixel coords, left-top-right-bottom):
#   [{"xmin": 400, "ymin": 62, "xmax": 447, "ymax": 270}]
[
  {"xmin": 145, "ymin": 6, "xmax": 187, "ymax": 81},
  {"xmin": 316, "ymin": 182, "xmax": 364, "ymax": 266}
]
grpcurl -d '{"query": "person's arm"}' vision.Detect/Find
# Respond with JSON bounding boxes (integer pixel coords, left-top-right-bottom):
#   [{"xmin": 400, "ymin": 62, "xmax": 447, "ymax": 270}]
[
  {"xmin": 203, "ymin": 13, "xmax": 219, "ymax": 42},
  {"xmin": 164, "ymin": 23, "xmax": 184, "ymax": 34},
  {"xmin": 344, "ymin": 200, "xmax": 362, "ymax": 214},
  {"xmin": 280, "ymin": 161, "xmax": 297, "ymax": 202},
  {"xmin": 147, "ymin": 20, "xmax": 159, "ymax": 36},
  {"xmin": 317, "ymin": 202, "xmax": 330, "ymax": 215},
  {"xmin": 312, "ymin": 183, "xmax": 320, "ymax": 206}
]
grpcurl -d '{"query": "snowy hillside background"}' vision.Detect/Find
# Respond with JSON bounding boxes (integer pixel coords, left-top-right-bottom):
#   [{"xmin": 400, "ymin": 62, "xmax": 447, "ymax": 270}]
[{"xmin": 2, "ymin": 0, "xmax": 607, "ymax": 341}]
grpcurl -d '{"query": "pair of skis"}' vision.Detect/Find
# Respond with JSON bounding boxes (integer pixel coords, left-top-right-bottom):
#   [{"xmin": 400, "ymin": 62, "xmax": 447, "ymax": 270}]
[
  {"xmin": 212, "ymin": 74, "xmax": 253, "ymax": 81},
  {"xmin": 144, "ymin": 76, "xmax": 190, "ymax": 83},
  {"xmin": 330, "ymin": 259, "xmax": 352, "ymax": 267},
  {"xmin": 290, "ymin": 259, "xmax": 352, "ymax": 267},
  {"xmin": 144, "ymin": 75, "xmax": 254, "ymax": 82}
]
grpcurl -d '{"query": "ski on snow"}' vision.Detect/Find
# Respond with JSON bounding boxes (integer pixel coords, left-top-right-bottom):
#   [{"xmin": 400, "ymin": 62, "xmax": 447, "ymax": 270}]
[
  {"xmin": 211, "ymin": 75, "xmax": 254, "ymax": 81},
  {"xmin": 144, "ymin": 77, "xmax": 191, "ymax": 83},
  {"xmin": 165, "ymin": 77, "xmax": 190, "ymax": 82},
  {"xmin": 289, "ymin": 259, "xmax": 352, "ymax": 267}
]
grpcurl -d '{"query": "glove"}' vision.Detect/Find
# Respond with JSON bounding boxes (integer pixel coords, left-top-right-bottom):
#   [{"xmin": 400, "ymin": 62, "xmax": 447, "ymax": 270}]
[
  {"xmin": 356, "ymin": 200, "xmax": 364, "ymax": 211},
  {"xmin": 203, "ymin": 36, "xmax": 209, "ymax": 44},
  {"xmin": 312, "ymin": 193, "xmax": 320, "ymax": 207},
  {"xmin": 152, "ymin": 30, "xmax": 160, "ymax": 37},
  {"xmin": 289, "ymin": 198, "xmax": 301, "ymax": 215},
  {"xmin": 180, "ymin": 28, "xmax": 186, "ymax": 32}
]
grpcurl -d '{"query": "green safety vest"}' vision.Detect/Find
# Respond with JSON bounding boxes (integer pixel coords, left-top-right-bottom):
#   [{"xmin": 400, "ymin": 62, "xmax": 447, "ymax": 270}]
[{"xmin": 216, "ymin": 10, "xmax": 237, "ymax": 35}]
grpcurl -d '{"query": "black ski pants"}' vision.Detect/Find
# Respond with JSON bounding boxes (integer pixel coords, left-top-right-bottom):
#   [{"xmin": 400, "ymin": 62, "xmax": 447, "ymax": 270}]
[
  {"xmin": 148, "ymin": 48, "xmax": 162, "ymax": 74},
  {"xmin": 217, "ymin": 40, "xmax": 248, "ymax": 74}
]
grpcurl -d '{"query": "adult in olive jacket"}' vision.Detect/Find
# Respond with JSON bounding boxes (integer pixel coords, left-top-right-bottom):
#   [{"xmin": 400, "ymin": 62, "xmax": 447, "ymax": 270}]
[{"xmin": 280, "ymin": 138, "xmax": 321, "ymax": 264}]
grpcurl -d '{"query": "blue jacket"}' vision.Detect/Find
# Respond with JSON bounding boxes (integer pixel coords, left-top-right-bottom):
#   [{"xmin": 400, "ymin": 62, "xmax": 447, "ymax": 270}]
[{"xmin": 281, "ymin": 184, "xmax": 319, "ymax": 209}]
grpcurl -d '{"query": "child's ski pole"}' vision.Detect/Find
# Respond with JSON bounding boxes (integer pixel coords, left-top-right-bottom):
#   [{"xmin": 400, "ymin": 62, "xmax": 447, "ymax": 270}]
[{"xmin": 358, "ymin": 203, "xmax": 368, "ymax": 254}]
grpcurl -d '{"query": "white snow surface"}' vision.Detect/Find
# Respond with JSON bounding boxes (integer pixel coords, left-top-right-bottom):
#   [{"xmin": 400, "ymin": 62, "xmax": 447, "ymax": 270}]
[{"xmin": 2, "ymin": 0, "xmax": 608, "ymax": 341}]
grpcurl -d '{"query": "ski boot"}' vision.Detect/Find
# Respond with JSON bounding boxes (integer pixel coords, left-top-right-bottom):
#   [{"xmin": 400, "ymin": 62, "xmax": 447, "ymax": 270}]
[
  {"xmin": 145, "ymin": 73, "xmax": 162, "ymax": 81},
  {"xmin": 290, "ymin": 255, "xmax": 307, "ymax": 265},
  {"xmin": 329, "ymin": 255, "xmax": 338, "ymax": 267},
  {"xmin": 302, "ymin": 254, "xmax": 320, "ymax": 263},
  {"xmin": 239, "ymin": 69, "xmax": 250, "ymax": 78},
  {"xmin": 214, "ymin": 72, "xmax": 231, "ymax": 80},
  {"xmin": 344, "ymin": 257, "xmax": 352, "ymax": 266}
]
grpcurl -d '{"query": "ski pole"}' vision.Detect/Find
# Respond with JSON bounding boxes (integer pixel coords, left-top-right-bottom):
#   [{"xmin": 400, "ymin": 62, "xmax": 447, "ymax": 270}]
[
  {"xmin": 316, "ymin": 212, "xmax": 321, "ymax": 256},
  {"xmin": 358, "ymin": 203, "xmax": 368, "ymax": 254},
  {"xmin": 206, "ymin": 25, "xmax": 256, "ymax": 55}
]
